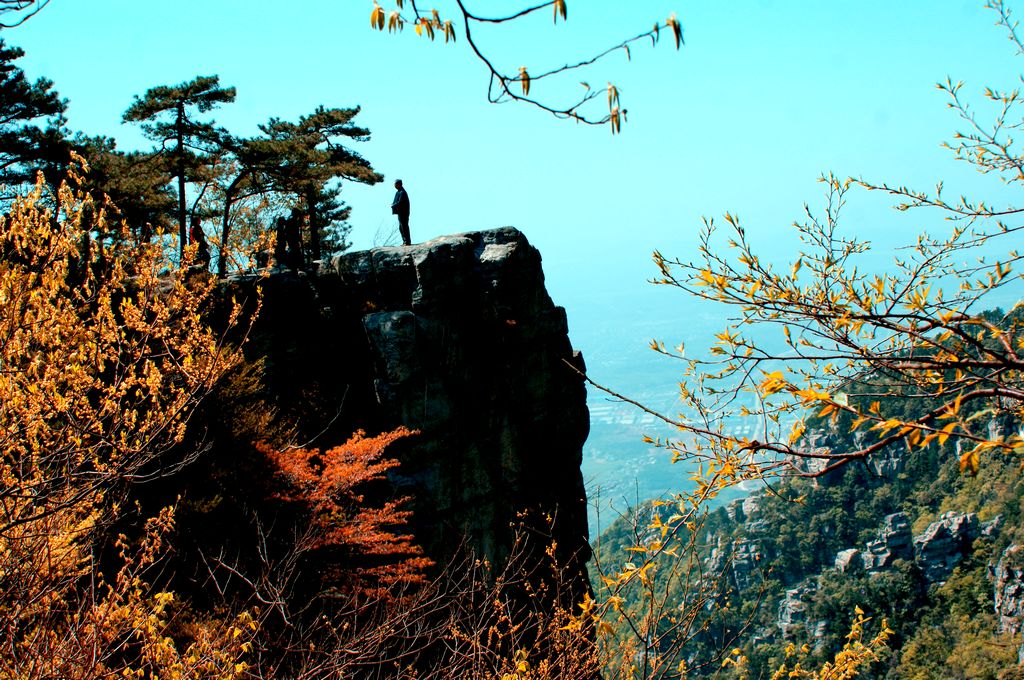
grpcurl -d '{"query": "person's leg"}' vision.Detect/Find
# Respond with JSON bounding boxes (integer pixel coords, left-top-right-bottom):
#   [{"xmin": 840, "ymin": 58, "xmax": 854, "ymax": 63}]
[{"xmin": 399, "ymin": 217, "xmax": 411, "ymax": 246}]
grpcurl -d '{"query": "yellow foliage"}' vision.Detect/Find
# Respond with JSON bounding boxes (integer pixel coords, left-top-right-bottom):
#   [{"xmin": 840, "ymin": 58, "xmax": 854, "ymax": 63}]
[
  {"xmin": 0, "ymin": 168, "xmax": 248, "ymax": 676},
  {"xmin": 771, "ymin": 612, "xmax": 892, "ymax": 679}
]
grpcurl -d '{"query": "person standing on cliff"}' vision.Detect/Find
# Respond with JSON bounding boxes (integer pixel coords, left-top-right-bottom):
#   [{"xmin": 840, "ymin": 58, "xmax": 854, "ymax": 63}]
[{"xmin": 391, "ymin": 179, "xmax": 411, "ymax": 246}]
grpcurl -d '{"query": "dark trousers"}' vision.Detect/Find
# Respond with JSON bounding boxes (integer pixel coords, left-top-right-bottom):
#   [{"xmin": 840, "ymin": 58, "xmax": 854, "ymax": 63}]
[{"xmin": 398, "ymin": 215, "xmax": 411, "ymax": 246}]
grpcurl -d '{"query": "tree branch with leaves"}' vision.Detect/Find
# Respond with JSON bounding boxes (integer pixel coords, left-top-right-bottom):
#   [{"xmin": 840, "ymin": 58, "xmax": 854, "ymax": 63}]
[
  {"xmin": 637, "ymin": 2, "xmax": 1024, "ymax": 503},
  {"xmin": 369, "ymin": 0, "xmax": 683, "ymax": 132},
  {"xmin": 0, "ymin": 161, "xmax": 254, "ymax": 676}
]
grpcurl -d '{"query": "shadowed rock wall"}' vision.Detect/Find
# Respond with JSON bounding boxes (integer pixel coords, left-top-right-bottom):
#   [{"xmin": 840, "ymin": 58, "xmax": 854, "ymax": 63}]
[{"xmin": 242, "ymin": 227, "xmax": 591, "ymax": 584}]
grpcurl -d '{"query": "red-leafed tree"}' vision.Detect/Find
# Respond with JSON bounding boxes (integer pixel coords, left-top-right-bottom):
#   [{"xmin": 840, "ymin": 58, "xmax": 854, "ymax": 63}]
[{"xmin": 260, "ymin": 427, "xmax": 432, "ymax": 598}]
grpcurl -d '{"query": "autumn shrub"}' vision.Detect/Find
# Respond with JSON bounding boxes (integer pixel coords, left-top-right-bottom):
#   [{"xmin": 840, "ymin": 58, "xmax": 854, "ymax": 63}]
[
  {"xmin": 260, "ymin": 427, "xmax": 434, "ymax": 599},
  {"xmin": 0, "ymin": 165, "xmax": 251, "ymax": 677}
]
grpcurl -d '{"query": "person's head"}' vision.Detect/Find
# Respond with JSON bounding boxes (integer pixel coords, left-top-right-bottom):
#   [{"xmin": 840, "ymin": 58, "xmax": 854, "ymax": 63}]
[{"xmin": 394, "ymin": 179, "xmax": 403, "ymax": 189}]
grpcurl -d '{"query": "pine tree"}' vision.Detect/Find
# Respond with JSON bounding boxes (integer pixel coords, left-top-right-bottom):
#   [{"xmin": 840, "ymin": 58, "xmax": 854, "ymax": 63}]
[
  {"xmin": 216, "ymin": 106, "xmax": 381, "ymax": 274},
  {"xmin": 0, "ymin": 38, "xmax": 67, "ymax": 195},
  {"xmin": 73, "ymin": 135, "xmax": 176, "ymax": 243},
  {"xmin": 123, "ymin": 75, "xmax": 235, "ymax": 256}
]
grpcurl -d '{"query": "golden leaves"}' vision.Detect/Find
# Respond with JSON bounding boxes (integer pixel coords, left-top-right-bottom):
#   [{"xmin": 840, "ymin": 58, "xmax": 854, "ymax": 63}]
[
  {"xmin": 366, "ymin": 1, "xmax": 686, "ymax": 131},
  {"xmin": 388, "ymin": 10, "xmax": 402, "ymax": 32},
  {"xmin": 607, "ymin": 83, "xmax": 623, "ymax": 133},
  {"xmin": 414, "ymin": 17, "xmax": 435, "ymax": 39},
  {"xmin": 758, "ymin": 370, "xmax": 788, "ymax": 396},
  {"xmin": 771, "ymin": 610, "xmax": 893, "ymax": 679},
  {"xmin": 788, "ymin": 421, "xmax": 806, "ymax": 445},
  {"xmin": 442, "ymin": 19, "xmax": 456, "ymax": 43},
  {"xmin": 0, "ymin": 170, "xmax": 252, "ymax": 675},
  {"xmin": 610, "ymin": 107, "xmax": 622, "ymax": 134},
  {"xmin": 373, "ymin": 4, "xmax": 456, "ymax": 42},
  {"xmin": 794, "ymin": 387, "xmax": 831, "ymax": 403},
  {"xmin": 666, "ymin": 12, "xmax": 684, "ymax": 49},
  {"xmin": 938, "ymin": 422, "xmax": 958, "ymax": 446},
  {"xmin": 553, "ymin": 0, "xmax": 567, "ymax": 24},
  {"xmin": 960, "ymin": 445, "xmax": 981, "ymax": 475}
]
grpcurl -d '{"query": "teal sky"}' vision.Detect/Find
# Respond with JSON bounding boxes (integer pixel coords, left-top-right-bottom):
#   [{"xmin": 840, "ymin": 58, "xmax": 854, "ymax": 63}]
[{"xmin": 7, "ymin": 0, "xmax": 1023, "ymax": 366}]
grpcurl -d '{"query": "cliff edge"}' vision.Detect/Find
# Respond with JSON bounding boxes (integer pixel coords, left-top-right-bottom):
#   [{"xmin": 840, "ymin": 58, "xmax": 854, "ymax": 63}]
[{"xmin": 235, "ymin": 227, "xmax": 591, "ymax": 585}]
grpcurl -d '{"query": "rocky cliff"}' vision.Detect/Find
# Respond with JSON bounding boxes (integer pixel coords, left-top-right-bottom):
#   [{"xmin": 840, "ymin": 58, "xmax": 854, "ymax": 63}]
[{"xmin": 226, "ymin": 227, "xmax": 591, "ymax": 585}]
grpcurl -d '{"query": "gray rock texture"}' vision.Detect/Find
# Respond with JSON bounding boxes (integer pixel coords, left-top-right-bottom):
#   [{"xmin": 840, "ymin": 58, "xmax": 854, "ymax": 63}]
[
  {"xmin": 863, "ymin": 512, "xmax": 913, "ymax": 571},
  {"xmin": 726, "ymin": 499, "xmax": 745, "ymax": 523},
  {"xmin": 777, "ymin": 581, "xmax": 818, "ymax": 640},
  {"xmin": 994, "ymin": 544, "xmax": 1024, "ymax": 664},
  {"xmin": 912, "ymin": 511, "xmax": 979, "ymax": 583},
  {"xmin": 705, "ymin": 537, "xmax": 765, "ymax": 593},
  {"xmin": 869, "ymin": 446, "xmax": 905, "ymax": 478},
  {"xmin": 731, "ymin": 540, "xmax": 765, "ymax": 592},
  {"xmin": 995, "ymin": 544, "xmax": 1024, "ymax": 636},
  {"xmin": 834, "ymin": 548, "xmax": 863, "ymax": 573},
  {"xmin": 237, "ymin": 228, "xmax": 591, "ymax": 591},
  {"xmin": 741, "ymin": 494, "xmax": 761, "ymax": 519}
]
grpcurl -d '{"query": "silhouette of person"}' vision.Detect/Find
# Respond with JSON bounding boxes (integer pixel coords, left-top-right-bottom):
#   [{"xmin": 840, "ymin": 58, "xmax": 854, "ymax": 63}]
[
  {"xmin": 391, "ymin": 179, "xmax": 411, "ymax": 246},
  {"xmin": 190, "ymin": 216, "xmax": 211, "ymax": 270},
  {"xmin": 285, "ymin": 212, "xmax": 304, "ymax": 272}
]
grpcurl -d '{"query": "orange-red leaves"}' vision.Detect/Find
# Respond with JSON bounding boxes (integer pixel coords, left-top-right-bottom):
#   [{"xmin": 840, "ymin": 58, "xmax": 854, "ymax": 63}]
[{"xmin": 261, "ymin": 427, "xmax": 432, "ymax": 595}]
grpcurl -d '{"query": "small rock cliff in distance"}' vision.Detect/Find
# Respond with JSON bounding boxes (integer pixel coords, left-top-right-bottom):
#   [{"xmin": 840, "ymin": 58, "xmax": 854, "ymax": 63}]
[{"xmin": 233, "ymin": 227, "xmax": 591, "ymax": 585}]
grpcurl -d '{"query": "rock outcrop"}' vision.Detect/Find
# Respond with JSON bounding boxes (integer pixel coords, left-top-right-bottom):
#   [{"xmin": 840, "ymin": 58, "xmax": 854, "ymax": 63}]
[
  {"xmin": 834, "ymin": 548, "xmax": 863, "ymax": 573},
  {"xmin": 229, "ymin": 228, "xmax": 591, "ymax": 588},
  {"xmin": 995, "ymin": 545, "xmax": 1024, "ymax": 664},
  {"xmin": 731, "ymin": 540, "xmax": 765, "ymax": 592},
  {"xmin": 913, "ymin": 511, "xmax": 979, "ymax": 583},
  {"xmin": 777, "ymin": 581, "xmax": 818, "ymax": 640},
  {"xmin": 863, "ymin": 512, "xmax": 913, "ymax": 571},
  {"xmin": 995, "ymin": 545, "xmax": 1024, "ymax": 635},
  {"xmin": 833, "ymin": 511, "xmax": 986, "ymax": 582},
  {"xmin": 705, "ymin": 537, "xmax": 765, "ymax": 593},
  {"xmin": 726, "ymin": 499, "xmax": 744, "ymax": 523},
  {"xmin": 869, "ymin": 446, "xmax": 905, "ymax": 478}
]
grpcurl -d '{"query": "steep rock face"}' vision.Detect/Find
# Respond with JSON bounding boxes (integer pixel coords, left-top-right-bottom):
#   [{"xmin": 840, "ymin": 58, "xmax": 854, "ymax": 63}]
[
  {"xmin": 777, "ymin": 581, "xmax": 819, "ymax": 641},
  {"xmin": 329, "ymin": 228, "xmax": 591, "ymax": 572},
  {"xmin": 863, "ymin": 512, "xmax": 913, "ymax": 571},
  {"xmin": 731, "ymin": 540, "xmax": 765, "ymax": 592},
  {"xmin": 834, "ymin": 548, "xmax": 863, "ymax": 573},
  {"xmin": 705, "ymin": 537, "xmax": 765, "ymax": 593},
  {"xmin": 913, "ymin": 511, "xmax": 979, "ymax": 583},
  {"xmin": 995, "ymin": 545, "xmax": 1024, "ymax": 636},
  {"xmin": 235, "ymin": 228, "xmax": 591, "ymax": 586},
  {"xmin": 995, "ymin": 545, "xmax": 1024, "ymax": 664}
]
